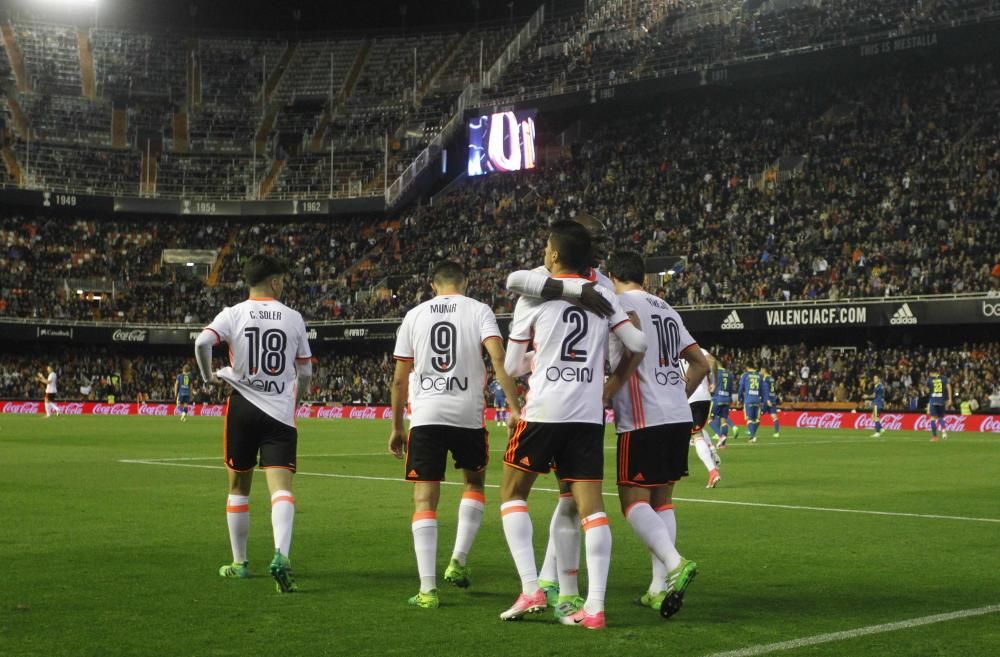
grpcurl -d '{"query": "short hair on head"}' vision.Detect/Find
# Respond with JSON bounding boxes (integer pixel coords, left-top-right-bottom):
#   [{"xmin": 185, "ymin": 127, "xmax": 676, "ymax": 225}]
[
  {"xmin": 548, "ymin": 220, "xmax": 592, "ymax": 272},
  {"xmin": 433, "ymin": 260, "xmax": 466, "ymax": 286},
  {"xmin": 607, "ymin": 250, "xmax": 646, "ymax": 285},
  {"xmin": 243, "ymin": 254, "xmax": 287, "ymax": 288}
]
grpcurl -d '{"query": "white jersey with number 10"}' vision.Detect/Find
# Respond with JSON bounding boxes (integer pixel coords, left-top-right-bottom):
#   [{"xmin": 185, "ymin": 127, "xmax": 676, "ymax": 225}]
[
  {"xmin": 609, "ymin": 289, "xmax": 697, "ymax": 432},
  {"xmin": 205, "ymin": 297, "xmax": 312, "ymax": 427}
]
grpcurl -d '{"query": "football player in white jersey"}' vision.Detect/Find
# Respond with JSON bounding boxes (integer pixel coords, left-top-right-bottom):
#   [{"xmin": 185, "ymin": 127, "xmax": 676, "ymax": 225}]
[
  {"xmin": 498, "ymin": 221, "xmax": 647, "ymax": 630},
  {"xmin": 194, "ymin": 255, "xmax": 313, "ymax": 593},
  {"xmin": 504, "ymin": 213, "xmax": 614, "ymax": 609},
  {"xmin": 388, "ymin": 261, "xmax": 522, "ymax": 609},
  {"xmin": 606, "ymin": 250, "xmax": 709, "ymax": 618},
  {"xmin": 682, "ymin": 349, "xmax": 722, "ymax": 488},
  {"xmin": 36, "ymin": 365, "xmax": 61, "ymax": 417}
]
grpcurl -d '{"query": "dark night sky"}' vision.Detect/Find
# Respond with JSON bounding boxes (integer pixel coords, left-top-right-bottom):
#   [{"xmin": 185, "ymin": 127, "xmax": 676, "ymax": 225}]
[{"xmin": 7, "ymin": 0, "xmax": 584, "ymax": 34}]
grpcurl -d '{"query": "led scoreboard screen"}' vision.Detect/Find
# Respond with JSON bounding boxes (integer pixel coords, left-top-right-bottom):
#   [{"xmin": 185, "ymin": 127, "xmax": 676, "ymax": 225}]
[{"xmin": 467, "ymin": 110, "xmax": 537, "ymax": 177}]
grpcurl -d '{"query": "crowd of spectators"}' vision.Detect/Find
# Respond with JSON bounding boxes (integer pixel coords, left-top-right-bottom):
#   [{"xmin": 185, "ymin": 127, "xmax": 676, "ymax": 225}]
[
  {"xmin": 2, "ymin": 342, "xmax": 998, "ymax": 412},
  {"xmin": 484, "ymin": 0, "xmax": 999, "ymax": 103}
]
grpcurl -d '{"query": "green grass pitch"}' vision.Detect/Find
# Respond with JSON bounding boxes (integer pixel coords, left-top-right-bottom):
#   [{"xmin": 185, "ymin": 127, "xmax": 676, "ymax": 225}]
[{"xmin": 1, "ymin": 415, "xmax": 998, "ymax": 657}]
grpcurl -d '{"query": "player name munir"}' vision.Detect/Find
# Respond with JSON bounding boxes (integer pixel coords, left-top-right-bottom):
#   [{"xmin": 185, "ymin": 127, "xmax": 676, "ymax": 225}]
[
  {"xmin": 430, "ymin": 303, "xmax": 457, "ymax": 313},
  {"xmin": 645, "ymin": 296, "xmax": 669, "ymax": 310},
  {"xmin": 248, "ymin": 310, "xmax": 282, "ymax": 320},
  {"xmin": 419, "ymin": 374, "xmax": 469, "ymax": 391}
]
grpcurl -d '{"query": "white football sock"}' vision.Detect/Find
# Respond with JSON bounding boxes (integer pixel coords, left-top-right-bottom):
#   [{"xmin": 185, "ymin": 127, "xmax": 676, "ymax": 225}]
[
  {"xmin": 451, "ymin": 491, "xmax": 485, "ymax": 566},
  {"xmin": 626, "ymin": 501, "xmax": 681, "ymax": 573},
  {"xmin": 581, "ymin": 512, "xmax": 611, "ymax": 614},
  {"xmin": 648, "ymin": 503, "xmax": 676, "ymax": 593},
  {"xmin": 225, "ymin": 494, "xmax": 250, "ymax": 563},
  {"xmin": 694, "ymin": 436, "xmax": 716, "ymax": 474},
  {"xmin": 501, "ymin": 500, "xmax": 537, "ymax": 594},
  {"xmin": 270, "ymin": 490, "xmax": 295, "ymax": 558},
  {"xmin": 551, "ymin": 494, "xmax": 581, "ymax": 597},
  {"xmin": 412, "ymin": 510, "xmax": 438, "ymax": 592}
]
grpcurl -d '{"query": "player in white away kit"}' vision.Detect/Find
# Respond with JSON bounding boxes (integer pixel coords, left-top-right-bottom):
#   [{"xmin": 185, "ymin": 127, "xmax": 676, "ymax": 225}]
[
  {"xmin": 388, "ymin": 261, "xmax": 522, "ymax": 609},
  {"xmin": 606, "ymin": 251, "xmax": 708, "ymax": 619},
  {"xmin": 499, "ymin": 221, "xmax": 647, "ymax": 630},
  {"xmin": 505, "ymin": 214, "xmax": 615, "ymax": 609},
  {"xmin": 683, "ymin": 349, "xmax": 722, "ymax": 488},
  {"xmin": 194, "ymin": 255, "xmax": 313, "ymax": 593},
  {"xmin": 36, "ymin": 365, "xmax": 61, "ymax": 417}
]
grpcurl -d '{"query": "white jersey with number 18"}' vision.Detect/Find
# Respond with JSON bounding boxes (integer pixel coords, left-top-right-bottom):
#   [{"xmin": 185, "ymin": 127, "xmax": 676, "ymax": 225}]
[
  {"xmin": 205, "ymin": 297, "xmax": 312, "ymax": 427},
  {"xmin": 393, "ymin": 294, "xmax": 502, "ymax": 429}
]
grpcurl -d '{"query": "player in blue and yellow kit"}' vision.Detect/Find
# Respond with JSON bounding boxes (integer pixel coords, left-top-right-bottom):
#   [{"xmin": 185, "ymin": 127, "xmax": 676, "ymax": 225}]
[
  {"xmin": 175, "ymin": 364, "xmax": 193, "ymax": 422},
  {"xmin": 926, "ymin": 367, "xmax": 952, "ymax": 441},
  {"xmin": 709, "ymin": 362, "xmax": 739, "ymax": 448},
  {"xmin": 737, "ymin": 365, "xmax": 764, "ymax": 443},
  {"xmin": 760, "ymin": 367, "xmax": 780, "ymax": 438},
  {"xmin": 867, "ymin": 375, "xmax": 886, "ymax": 437},
  {"xmin": 489, "ymin": 379, "xmax": 508, "ymax": 427}
]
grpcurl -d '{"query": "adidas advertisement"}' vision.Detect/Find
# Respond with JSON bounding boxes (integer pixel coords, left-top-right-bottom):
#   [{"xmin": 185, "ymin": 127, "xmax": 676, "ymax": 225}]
[
  {"xmin": 764, "ymin": 306, "xmax": 867, "ymax": 327},
  {"xmin": 720, "ymin": 310, "xmax": 744, "ymax": 330},
  {"xmin": 889, "ymin": 303, "xmax": 918, "ymax": 325}
]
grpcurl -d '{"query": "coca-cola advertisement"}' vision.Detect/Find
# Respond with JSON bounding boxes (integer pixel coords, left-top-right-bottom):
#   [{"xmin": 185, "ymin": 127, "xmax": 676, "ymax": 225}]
[
  {"xmin": 3, "ymin": 402, "xmax": 999, "ymax": 432},
  {"xmin": 2, "ymin": 401, "xmax": 40, "ymax": 414}
]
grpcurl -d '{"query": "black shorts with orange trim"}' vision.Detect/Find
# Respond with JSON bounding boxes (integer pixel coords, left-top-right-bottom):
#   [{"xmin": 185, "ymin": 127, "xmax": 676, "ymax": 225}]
[
  {"xmin": 224, "ymin": 390, "xmax": 297, "ymax": 471},
  {"xmin": 504, "ymin": 420, "xmax": 604, "ymax": 482},
  {"xmin": 404, "ymin": 424, "xmax": 489, "ymax": 482},
  {"xmin": 617, "ymin": 422, "xmax": 691, "ymax": 486},
  {"xmin": 689, "ymin": 400, "xmax": 711, "ymax": 434}
]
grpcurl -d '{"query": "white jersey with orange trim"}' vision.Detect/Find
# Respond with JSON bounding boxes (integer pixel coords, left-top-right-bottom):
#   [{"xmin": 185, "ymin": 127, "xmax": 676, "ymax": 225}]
[
  {"xmin": 609, "ymin": 289, "xmax": 696, "ymax": 432},
  {"xmin": 509, "ymin": 278, "xmax": 631, "ymax": 424},
  {"xmin": 681, "ymin": 348, "xmax": 713, "ymax": 403},
  {"xmin": 393, "ymin": 294, "xmax": 501, "ymax": 429},
  {"xmin": 205, "ymin": 297, "xmax": 312, "ymax": 427},
  {"xmin": 531, "ymin": 264, "xmax": 613, "ymax": 291},
  {"xmin": 46, "ymin": 372, "xmax": 58, "ymax": 394}
]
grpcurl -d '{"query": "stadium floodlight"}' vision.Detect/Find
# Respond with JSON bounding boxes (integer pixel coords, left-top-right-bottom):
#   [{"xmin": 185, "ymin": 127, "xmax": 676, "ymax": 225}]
[
  {"xmin": 75, "ymin": 289, "xmax": 83, "ymax": 294},
  {"xmin": 186, "ymin": 262, "xmax": 195, "ymax": 267}
]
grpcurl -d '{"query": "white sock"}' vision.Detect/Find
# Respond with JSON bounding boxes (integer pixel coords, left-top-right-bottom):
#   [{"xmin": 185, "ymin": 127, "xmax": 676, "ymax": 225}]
[
  {"xmin": 226, "ymin": 494, "xmax": 250, "ymax": 563},
  {"xmin": 550, "ymin": 494, "xmax": 580, "ymax": 597},
  {"xmin": 412, "ymin": 510, "xmax": 438, "ymax": 592},
  {"xmin": 704, "ymin": 429, "xmax": 719, "ymax": 458},
  {"xmin": 451, "ymin": 491, "xmax": 485, "ymax": 566},
  {"xmin": 539, "ymin": 494, "xmax": 575, "ymax": 584},
  {"xmin": 270, "ymin": 490, "xmax": 295, "ymax": 558},
  {"xmin": 694, "ymin": 436, "xmax": 716, "ymax": 473},
  {"xmin": 648, "ymin": 503, "xmax": 675, "ymax": 593},
  {"xmin": 501, "ymin": 500, "xmax": 537, "ymax": 594},
  {"xmin": 626, "ymin": 501, "xmax": 681, "ymax": 574},
  {"xmin": 581, "ymin": 512, "xmax": 611, "ymax": 614}
]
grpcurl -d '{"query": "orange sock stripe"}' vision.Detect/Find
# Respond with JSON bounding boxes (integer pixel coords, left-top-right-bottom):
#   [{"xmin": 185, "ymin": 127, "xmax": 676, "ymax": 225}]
[
  {"xmin": 582, "ymin": 516, "xmax": 610, "ymax": 531},
  {"xmin": 412, "ymin": 510, "xmax": 437, "ymax": 522},
  {"xmin": 271, "ymin": 495, "xmax": 295, "ymax": 506},
  {"xmin": 500, "ymin": 503, "xmax": 528, "ymax": 517},
  {"xmin": 225, "ymin": 504, "xmax": 249, "ymax": 513},
  {"xmin": 622, "ymin": 501, "xmax": 647, "ymax": 518},
  {"xmin": 462, "ymin": 491, "xmax": 486, "ymax": 504},
  {"xmin": 654, "ymin": 503, "xmax": 674, "ymax": 512},
  {"xmin": 559, "ymin": 492, "xmax": 574, "ymax": 499}
]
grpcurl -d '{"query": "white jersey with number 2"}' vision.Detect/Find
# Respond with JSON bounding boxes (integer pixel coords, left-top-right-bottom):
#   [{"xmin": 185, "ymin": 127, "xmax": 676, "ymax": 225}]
[
  {"xmin": 509, "ymin": 277, "xmax": 631, "ymax": 424},
  {"xmin": 205, "ymin": 297, "xmax": 312, "ymax": 427}
]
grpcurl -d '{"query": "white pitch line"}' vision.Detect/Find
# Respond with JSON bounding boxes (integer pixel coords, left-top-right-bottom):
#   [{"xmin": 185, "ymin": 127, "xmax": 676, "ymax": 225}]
[
  {"xmin": 117, "ymin": 459, "xmax": 1000, "ymax": 524},
  {"xmin": 701, "ymin": 604, "xmax": 1000, "ymax": 657}
]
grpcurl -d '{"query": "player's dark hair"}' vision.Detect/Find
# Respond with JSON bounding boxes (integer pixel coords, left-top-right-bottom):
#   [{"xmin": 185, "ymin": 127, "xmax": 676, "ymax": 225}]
[
  {"xmin": 243, "ymin": 254, "xmax": 287, "ymax": 287},
  {"xmin": 548, "ymin": 220, "xmax": 592, "ymax": 272},
  {"xmin": 607, "ymin": 250, "xmax": 646, "ymax": 285},
  {"xmin": 432, "ymin": 260, "xmax": 466, "ymax": 286}
]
